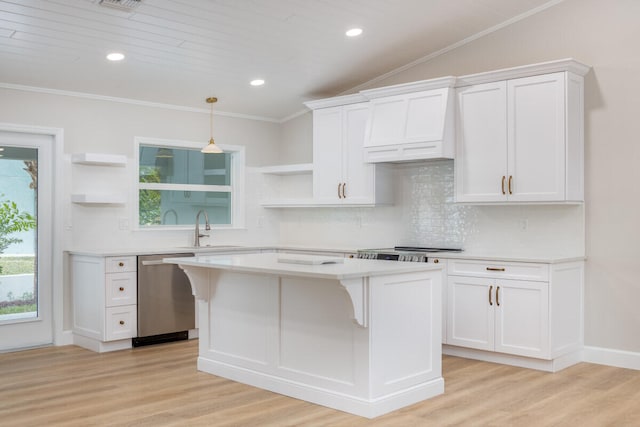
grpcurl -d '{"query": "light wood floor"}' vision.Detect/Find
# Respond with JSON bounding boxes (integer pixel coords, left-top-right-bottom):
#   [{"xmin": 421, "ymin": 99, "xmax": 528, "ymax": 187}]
[{"xmin": 1, "ymin": 340, "xmax": 639, "ymax": 426}]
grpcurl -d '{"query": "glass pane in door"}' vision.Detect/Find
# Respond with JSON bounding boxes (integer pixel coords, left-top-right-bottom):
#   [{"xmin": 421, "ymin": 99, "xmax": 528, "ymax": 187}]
[{"xmin": 0, "ymin": 146, "xmax": 38, "ymax": 323}]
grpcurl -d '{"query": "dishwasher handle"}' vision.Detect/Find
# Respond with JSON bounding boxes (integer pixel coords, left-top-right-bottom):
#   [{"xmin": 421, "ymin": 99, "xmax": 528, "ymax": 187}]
[{"xmin": 141, "ymin": 260, "xmax": 166, "ymax": 266}]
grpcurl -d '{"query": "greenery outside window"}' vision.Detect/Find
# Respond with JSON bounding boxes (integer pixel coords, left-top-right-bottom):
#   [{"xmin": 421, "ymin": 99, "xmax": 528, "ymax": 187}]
[{"xmin": 135, "ymin": 137, "xmax": 245, "ymax": 229}]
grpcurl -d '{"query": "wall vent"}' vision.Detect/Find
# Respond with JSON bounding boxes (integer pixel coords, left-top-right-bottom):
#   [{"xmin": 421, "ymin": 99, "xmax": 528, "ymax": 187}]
[{"xmin": 99, "ymin": 0, "xmax": 142, "ymax": 12}]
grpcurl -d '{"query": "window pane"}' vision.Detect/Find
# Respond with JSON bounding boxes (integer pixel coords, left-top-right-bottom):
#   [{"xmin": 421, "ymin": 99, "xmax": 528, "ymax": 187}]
[
  {"xmin": 0, "ymin": 147, "xmax": 38, "ymax": 321},
  {"xmin": 139, "ymin": 190, "xmax": 231, "ymax": 226},
  {"xmin": 139, "ymin": 145, "xmax": 230, "ymax": 186}
]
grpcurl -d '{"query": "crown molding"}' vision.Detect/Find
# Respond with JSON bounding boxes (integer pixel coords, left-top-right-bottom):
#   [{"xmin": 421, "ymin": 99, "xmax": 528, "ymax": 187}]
[{"xmin": 0, "ymin": 82, "xmax": 281, "ymax": 123}]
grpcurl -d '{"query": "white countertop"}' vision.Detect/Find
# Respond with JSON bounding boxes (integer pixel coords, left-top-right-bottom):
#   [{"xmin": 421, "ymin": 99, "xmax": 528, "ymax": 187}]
[
  {"xmin": 67, "ymin": 245, "xmax": 585, "ymax": 264},
  {"xmin": 163, "ymin": 252, "xmax": 443, "ymax": 280}
]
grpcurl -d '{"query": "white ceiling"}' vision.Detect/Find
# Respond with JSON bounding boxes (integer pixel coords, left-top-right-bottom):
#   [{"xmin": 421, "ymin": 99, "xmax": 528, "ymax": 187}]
[{"xmin": 0, "ymin": 0, "xmax": 561, "ymax": 121}]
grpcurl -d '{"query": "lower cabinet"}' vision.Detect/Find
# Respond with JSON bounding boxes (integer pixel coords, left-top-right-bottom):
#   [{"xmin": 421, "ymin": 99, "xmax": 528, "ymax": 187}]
[
  {"xmin": 445, "ymin": 258, "xmax": 583, "ymax": 370},
  {"xmin": 71, "ymin": 254, "xmax": 138, "ymax": 352}
]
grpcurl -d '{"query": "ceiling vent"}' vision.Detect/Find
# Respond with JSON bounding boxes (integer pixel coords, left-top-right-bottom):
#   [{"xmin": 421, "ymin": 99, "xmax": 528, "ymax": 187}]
[{"xmin": 98, "ymin": 0, "xmax": 142, "ymax": 12}]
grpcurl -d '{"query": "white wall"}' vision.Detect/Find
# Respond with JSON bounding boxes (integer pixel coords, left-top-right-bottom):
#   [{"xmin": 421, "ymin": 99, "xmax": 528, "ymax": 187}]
[
  {"xmin": 281, "ymin": 0, "xmax": 640, "ymax": 355},
  {"xmin": 0, "ymin": 87, "xmax": 283, "ymax": 330}
]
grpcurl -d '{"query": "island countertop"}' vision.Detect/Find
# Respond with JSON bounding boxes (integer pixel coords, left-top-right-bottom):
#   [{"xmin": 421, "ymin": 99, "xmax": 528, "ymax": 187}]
[{"xmin": 163, "ymin": 252, "xmax": 443, "ymax": 281}]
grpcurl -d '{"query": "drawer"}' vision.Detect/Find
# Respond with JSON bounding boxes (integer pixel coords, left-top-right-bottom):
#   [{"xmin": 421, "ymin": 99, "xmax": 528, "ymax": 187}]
[
  {"xmin": 105, "ymin": 306, "xmax": 137, "ymax": 341},
  {"xmin": 105, "ymin": 272, "xmax": 137, "ymax": 307},
  {"xmin": 106, "ymin": 256, "xmax": 137, "ymax": 273},
  {"xmin": 448, "ymin": 259, "xmax": 549, "ymax": 282}
]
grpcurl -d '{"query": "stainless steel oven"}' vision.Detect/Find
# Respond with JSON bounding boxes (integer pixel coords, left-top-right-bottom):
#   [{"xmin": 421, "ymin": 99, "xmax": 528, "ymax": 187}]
[{"xmin": 133, "ymin": 253, "xmax": 195, "ymax": 347}]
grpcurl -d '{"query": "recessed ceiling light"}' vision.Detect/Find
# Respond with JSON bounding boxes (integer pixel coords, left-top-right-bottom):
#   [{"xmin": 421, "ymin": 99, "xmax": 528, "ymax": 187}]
[
  {"xmin": 106, "ymin": 52, "xmax": 125, "ymax": 61},
  {"xmin": 250, "ymin": 79, "xmax": 265, "ymax": 86},
  {"xmin": 346, "ymin": 28, "xmax": 363, "ymax": 37}
]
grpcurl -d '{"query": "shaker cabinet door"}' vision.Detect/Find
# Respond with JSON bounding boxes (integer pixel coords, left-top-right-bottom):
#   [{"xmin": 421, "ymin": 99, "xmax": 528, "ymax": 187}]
[
  {"xmin": 455, "ymin": 81, "xmax": 508, "ymax": 202},
  {"xmin": 312, "ymin": 107, "xmax": 343, "ymax": 203},
  {"xmin": 507, "ymin": 73, "xmax": 566, "ymax": 201}
]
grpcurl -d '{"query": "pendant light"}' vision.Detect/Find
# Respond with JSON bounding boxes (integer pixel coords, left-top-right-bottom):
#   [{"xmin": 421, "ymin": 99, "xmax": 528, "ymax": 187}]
[{"xmin": 202, "ymin": 97, "xmax": 223, "ymax": 154}]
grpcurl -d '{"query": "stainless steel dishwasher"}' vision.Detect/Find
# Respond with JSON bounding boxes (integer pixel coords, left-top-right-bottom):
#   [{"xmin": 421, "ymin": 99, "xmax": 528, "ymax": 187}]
[{"xmin": 134, "ymin": 253, "xmax": 196, "ymax": 347}]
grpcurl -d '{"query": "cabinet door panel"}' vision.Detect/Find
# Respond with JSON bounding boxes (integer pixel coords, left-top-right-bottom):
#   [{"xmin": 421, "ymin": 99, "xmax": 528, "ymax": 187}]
[
  {"xmin": 343, "ymin": 103, "xmax": 374, "ymax": 203},
  {"xmin": 312, "ymin": 107, "xmax": 343, "ymax": 202},
  {"xmin": 494, "ymin": 279, "xmax": 549, "ymax": 358},
  {"xmin": 508, "ymin": 73, "xmax": 566, "ymax": 201},
  {"xmin": 366, "ymin": 97, "xmax": 406, "ymax": 147},
  {"xmin": 405, "ymin": 90, "xmax": 447, "ymax": 143},
  {"xmin": 447, "ymin": 276, "xmax": 494, "ymax": 351},
  {"xmin": 455, "ymin": 82, "xmax": 508, "ymax": 202}
]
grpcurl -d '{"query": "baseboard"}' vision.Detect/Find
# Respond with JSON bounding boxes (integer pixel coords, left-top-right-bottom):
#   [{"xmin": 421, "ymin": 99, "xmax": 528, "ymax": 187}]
[
  {"xmin": 198, "ymin": 356, "xmax": 444, "ymax": 418},
  {"xmin": 442, "ymin": 345, "xmax": 581, "ymax": 372},
  {"xmin": 55, "ymin": 329, "xmax": 74, "ymax": 346},
  {"xmin": 583, "ymin": 346, "xmax": 640, "ymax": 371}
]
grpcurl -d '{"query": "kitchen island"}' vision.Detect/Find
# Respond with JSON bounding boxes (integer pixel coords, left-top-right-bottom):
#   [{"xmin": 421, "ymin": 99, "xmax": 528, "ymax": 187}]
[{"xmin": 164, "ymin": 252, "xmax": 444, "ymax": 418}]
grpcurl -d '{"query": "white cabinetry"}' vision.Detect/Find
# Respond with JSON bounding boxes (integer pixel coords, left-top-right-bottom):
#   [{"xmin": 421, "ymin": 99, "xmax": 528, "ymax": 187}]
[
  {"xmin": 445, "ymin": 258, "xmax": 583, "ymax": 371},
  {"xmin": 455, "ymin": 60, "xmax": 589, "ymax": 203},
  {"xmin": 306, "ymin": 96, "xmax": 392, "ymax": 205},
  {"xmin": 361, "ymin": 77, "xmax": 456, "ymax": 163},
  {"xmin": 71, "ymin": 254, "xmax": 137, "ymax": 352}
]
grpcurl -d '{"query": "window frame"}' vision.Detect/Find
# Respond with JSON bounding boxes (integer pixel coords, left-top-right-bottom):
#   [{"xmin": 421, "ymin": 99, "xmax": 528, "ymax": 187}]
[{"xmin": 133, "ymin": 136, "xmax": 245, "ymax": 231}]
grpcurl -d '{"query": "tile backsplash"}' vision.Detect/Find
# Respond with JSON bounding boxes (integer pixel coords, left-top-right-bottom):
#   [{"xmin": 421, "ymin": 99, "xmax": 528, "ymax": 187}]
[{"xmin": 278, "ymin": 160, "xmax": 584, "ymax": 257}]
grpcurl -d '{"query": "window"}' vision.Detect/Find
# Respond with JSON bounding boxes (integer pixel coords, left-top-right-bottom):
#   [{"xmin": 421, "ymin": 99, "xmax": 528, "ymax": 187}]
[{"xmin": 135, "ymin": 137, "xmax": 245, "ymax": 229}]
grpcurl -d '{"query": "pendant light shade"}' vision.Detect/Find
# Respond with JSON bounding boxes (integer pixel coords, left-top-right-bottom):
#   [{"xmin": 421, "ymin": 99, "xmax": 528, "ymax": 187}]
[{"xmin": 202, "ymin": 97, "xmax": 223, "ymax": 154}]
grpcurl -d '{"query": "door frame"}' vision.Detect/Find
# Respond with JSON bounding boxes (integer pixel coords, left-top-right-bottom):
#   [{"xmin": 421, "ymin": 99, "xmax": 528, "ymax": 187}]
[{"xmin": 0, "ymin": 122, "xmax": 65, "ymax": 347}]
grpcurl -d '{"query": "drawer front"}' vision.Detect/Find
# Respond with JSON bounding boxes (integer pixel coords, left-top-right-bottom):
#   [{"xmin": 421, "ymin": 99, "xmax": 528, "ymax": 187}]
[
  {"xmin": 105, "ymin": 256, "xmax": 137, "ymax": 273},
  {"xmin": 448, "ymin": 259, "xmax": 549, "ymax": 282},
  {"xmin": 105, "ymin": 306, "xmax": 137, "ymax": 341},
  {"xmin": 105, "ymin": 272, "xmax": 137, "ymax": 307}
]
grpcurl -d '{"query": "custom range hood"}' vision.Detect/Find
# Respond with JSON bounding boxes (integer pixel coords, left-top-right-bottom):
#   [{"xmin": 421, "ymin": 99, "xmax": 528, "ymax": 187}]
[{"xmin": 360, "ymin": 76, "xmax": 457, "ymax": 163}]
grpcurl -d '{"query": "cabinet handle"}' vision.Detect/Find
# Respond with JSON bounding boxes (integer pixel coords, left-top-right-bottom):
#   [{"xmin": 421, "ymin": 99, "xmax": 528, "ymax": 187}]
[
  {"xmin": 119, "ymin": 287, "xmax": 124, "ymax": 292},
  {"xmin": 337, "ymin": 183, "xmax": 343, "ymax": 199},
  {"xmin": 118, "ymin": 262, "xmax": 124, "ymax": 267},
  {"xmin": 508, "ymin": 176, "xmax": 513, "ymax": 195},
  {"xmin": 119, "ymin": 320, "xmax": 125, "ymax": 325},
  {"xmin": 496, "ymin": 286, "xmax": 501, "ymax": 306},
  {"xmin": 486, "ymin": 267, "xmax": 505, "ymax": 272},
  {"xmin": 501, "ymin": 176, "xmax": 506, "ymax": 195},
  {"xmin": 489, "ymin": 285, "xmax": 493, "ymax": 306},
  {"xmin": 342, "ymin": 182, "xmax": 347, "ymax": 199}
]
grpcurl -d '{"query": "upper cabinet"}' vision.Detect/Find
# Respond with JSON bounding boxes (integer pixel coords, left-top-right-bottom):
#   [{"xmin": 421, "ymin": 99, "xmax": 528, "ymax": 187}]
[
  {"xmin": 307, "ymin": 95, "xmax": 392, "ymax": 205},
  {"xmin": 361, "ymin": 77, "xmax": 456, "ymax": 163},
  {"xmin": 455, "ymin": 59, "xmax": 589, "ymax": 203}
]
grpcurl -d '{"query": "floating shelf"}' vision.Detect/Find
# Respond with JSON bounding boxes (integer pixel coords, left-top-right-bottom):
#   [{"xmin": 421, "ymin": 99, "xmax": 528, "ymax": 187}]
[
  {"xmin": 260, "ymin": 163, "xmax": 313, "ymax": 176},
  {"xmin": 71, "ymin": 153, "xmax": 127, "ymax": 166},
  {"xmin": 71, "ymin": 194, "xmax": 126, "ymax": 205}
]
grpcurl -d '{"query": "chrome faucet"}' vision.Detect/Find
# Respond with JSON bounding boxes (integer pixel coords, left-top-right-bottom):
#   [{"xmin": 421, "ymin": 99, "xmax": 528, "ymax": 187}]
[{"xmin": 194, "ymin": 210, "xmax": 211, "ymax": 247}]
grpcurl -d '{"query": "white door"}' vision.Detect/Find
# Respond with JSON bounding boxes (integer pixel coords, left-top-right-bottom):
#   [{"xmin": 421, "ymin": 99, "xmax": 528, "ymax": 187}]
[
  {"xmin": 312, "ymin": 107, "xmax": 343, "ymax": 203},
  {"xmin": 0, "ymin": 131, "xmax": 53, "ymax": 351},
  {"xmin": 455, "ymin": 81, "xmax": 508, "ymax": 202},
  {"xmin": 342, "ymin": 103, "xmax": 373, "ymax": 203},
  {"xmin": 507, "ymin": 73, "xmax": 566, "ymax": 201},
  {"xmin": 446, "ymin": 276, "xmax": 494, "ymax": 351},
  {"xmin": 494, "ymin": 279, "xmax": 549, "ymax": 358}
]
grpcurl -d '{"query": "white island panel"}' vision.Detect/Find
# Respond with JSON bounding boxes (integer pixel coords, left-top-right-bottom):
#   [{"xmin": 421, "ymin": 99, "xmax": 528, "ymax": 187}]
[{"xmin": 167, "ymin": 253, "xmax": 444, "ymax": 418}]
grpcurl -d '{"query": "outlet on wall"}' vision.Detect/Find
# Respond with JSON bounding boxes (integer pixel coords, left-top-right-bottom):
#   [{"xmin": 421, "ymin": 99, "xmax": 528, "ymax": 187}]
[{"xmin": 519, "ymin": 219, "xmax": 529, "ymax": 231}]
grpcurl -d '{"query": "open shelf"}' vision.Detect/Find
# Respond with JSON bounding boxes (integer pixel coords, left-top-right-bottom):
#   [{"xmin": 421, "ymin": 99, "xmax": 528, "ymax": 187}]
[
  {"xmin": 71, "ymin": 153, "xmax": 127, "ymax": 167},
  {"xmin": 259, "ymin": 163, "xmax": 313, "ymax": 176},
  {"xmin": 71, "ymin": 194, "xmax": 126, "ymax": 205}
]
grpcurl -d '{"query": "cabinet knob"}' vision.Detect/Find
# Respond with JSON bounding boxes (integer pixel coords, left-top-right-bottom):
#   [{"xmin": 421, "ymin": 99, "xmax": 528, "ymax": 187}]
[
  {"xmin": 118, "ymin": 262, "xmax": 124, "ymax": 267},
  {"xmin": 119, "ymin": 287, "xmax": 125, "ymax": 292},
  {"xmin": 348, "ymin": 254, "xmax": 354, "ymax": 258},
  {"xmin": 119, "ymin": 320, "xmax": 125, "ymax": 325},
  {"xmin": 433, "ymin": 259, "xmax": 439, "ymax": 264}
]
